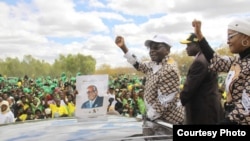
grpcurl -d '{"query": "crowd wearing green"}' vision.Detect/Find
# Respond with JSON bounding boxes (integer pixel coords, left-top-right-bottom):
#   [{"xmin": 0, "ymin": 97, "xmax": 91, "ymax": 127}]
[{"xmin": 0, "ymin": 73, "xmax": 147, "ymax": 124}]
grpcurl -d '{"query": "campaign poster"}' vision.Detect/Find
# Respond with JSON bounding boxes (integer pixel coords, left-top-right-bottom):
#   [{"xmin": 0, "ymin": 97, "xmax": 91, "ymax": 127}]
[{"xmin": 75, "ymin": 74, "xmax": 109, "ymax": 121}]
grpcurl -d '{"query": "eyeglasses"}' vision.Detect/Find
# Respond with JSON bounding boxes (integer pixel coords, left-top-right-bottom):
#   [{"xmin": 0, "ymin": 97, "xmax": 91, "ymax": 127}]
[
  {"xmin": 228, "ymin": 32, "xmax": 239, "ymax": 40},
  {"xmin": 87, "ymin": 91, "xmax": 95, "ymax": 94}
]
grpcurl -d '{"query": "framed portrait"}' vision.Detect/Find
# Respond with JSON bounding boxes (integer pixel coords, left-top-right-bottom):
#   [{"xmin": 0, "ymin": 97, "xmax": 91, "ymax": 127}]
[{"xmin": 75, "ymin": 74, "xmax": 109, "ymax": 121}]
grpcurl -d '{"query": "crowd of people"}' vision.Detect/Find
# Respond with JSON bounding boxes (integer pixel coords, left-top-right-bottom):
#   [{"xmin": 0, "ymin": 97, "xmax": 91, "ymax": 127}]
[
  {"xmin": 0, "ymin": 73, "xmax": 148, "ymax": 125},
  {"xmin": 0, "ymin": 73, "xmax": 78, "ymax": 124}
]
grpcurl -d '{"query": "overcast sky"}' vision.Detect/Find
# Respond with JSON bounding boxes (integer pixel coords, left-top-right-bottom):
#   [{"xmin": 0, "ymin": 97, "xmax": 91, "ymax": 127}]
[{"xmin": 0, "ymin": 0, "xmax": 250, "ymax": 69}]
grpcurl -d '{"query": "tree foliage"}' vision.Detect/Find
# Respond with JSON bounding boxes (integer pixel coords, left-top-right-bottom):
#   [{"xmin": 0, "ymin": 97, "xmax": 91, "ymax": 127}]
[
  {"xmin": 0, "ymin": 46, "xmax": 233, "ymax": 78},
  {"xmin": 0, "ymin": 53, "xmax": 96, "ymax": 78}
]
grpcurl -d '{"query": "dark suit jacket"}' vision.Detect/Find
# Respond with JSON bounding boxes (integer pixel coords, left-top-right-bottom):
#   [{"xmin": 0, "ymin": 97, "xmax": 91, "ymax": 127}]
[
  {"xmin": 180, "ymin": 52, "xmax": 224, "ymax": 124},
  {"xmin": 81, "ymin": 96, "xmax": 104, "ymax": 109}
]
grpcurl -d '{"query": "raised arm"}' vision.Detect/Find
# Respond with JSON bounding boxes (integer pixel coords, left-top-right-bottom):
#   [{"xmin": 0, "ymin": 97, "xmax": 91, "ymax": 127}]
[{"xmin": 192, "ymin": 19, "xmax": 215, "ymax": 62}]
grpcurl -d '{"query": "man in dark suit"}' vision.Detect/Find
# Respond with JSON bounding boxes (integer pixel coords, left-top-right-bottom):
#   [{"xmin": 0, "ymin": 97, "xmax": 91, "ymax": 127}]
[
  {"xmin": 81, "ymin": 85, "xmax": 104, "ymax": 109},
  {"xmin": 180, "ymin": 33, "xmax": 224, "ymax": 124}
]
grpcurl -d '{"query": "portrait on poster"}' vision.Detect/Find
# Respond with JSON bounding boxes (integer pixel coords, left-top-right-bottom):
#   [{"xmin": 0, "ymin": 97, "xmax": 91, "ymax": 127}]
[{"xmin": 75, "ymin": 74, "xmax": 109, "ymax": 121}]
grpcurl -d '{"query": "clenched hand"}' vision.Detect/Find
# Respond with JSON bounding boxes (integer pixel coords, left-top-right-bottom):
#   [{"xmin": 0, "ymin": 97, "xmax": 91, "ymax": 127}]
[{"xmin": 115, "ymin": 36, "xmax": 128, "ymax": 53}]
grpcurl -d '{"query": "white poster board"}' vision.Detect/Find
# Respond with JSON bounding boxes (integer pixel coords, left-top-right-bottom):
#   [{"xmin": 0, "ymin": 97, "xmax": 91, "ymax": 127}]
[{"xmin": 75, "ymin": 74, "xmax": 109, "ymax": 121}]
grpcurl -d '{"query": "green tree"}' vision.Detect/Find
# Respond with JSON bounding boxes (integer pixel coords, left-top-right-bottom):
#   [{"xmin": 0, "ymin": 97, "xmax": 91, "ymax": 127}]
[{"xmin": 52, "ymin": 53, "xmax": 96, "ymax": 76}]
